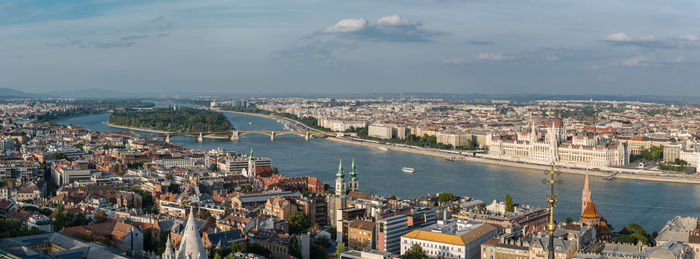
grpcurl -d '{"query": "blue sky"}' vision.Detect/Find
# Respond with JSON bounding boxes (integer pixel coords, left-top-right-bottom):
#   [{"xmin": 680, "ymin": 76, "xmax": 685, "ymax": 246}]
[{"xmin": 1, "ymin": 0, "xmax": 700, "ymax": 96}]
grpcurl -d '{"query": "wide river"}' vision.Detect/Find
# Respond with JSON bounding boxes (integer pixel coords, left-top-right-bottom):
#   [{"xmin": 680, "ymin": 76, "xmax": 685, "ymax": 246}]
[{"xmin": 57, "ymin": 106, "xmax": 700, "ymax": 231}]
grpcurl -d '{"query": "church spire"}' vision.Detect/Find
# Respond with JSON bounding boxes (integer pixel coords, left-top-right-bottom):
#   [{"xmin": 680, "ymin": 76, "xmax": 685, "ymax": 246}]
[
  {"xmin": 336, "ymin": 157, "xmax": 344, "ymax": 179},
  {"xmin": 350, "ymin": 156, "xmax": 357, "ymax": 179},
  {"xmin": 162, "ymin": 235, "xmax": 174, "ymax": 259},
  {"xmin": 582, "ymin": 170, "xmax": 591, "ymax": 213},
  {"xmin": 176, "ymin": 207, "xmax": 208, "ymax": 259},
  {"xmin": 349, "ymin": 156, "xmax": 358, "ymax": 192}
]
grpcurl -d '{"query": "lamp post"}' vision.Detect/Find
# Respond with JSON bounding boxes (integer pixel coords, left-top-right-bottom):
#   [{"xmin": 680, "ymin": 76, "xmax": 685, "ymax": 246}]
[{"xmin": 543, "ymin": 163, "xmax": 561, "ymax": 259}]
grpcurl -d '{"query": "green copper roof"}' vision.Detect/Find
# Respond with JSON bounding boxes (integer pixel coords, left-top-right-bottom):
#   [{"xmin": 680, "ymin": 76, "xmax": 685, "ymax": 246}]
[
  {"xmin": 249, "ymin": 148, "xmax": 254, "ymax": 161},
  {"xmin": 350, "ymin": 157, "xmax": 357, "ymax": 179},
  {"xmin": 336, "ymin": 158, "xmax": 344, "ymax": 179}
]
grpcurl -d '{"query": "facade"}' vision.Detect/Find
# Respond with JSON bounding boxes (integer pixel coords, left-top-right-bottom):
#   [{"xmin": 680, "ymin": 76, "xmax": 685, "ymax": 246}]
[
  {"xmin": 400, "ymin": 219, "xmax": 499, "ymax": 259},
  {"xmin": 264, "ymin": 197, "xmax": 296, "ymax": 220},
  {"xmin": 368, "ymin": 125, "xmax": 394, "ymax": 139},
  {"xmin": 348, "ymin": 219, "xmax": 375, "ymax": 250},
  {"xmin": 377, "ymin": 207, "xmax": 437, "ymax": 254},
  {"xmin": 481, "ymin": 238, "xmax": 529, "ymax": 259},
  {"xmin": 486, "ymin": 120, "xmax": 627, "ymax": 169},
  {"xmin": 51, "ymin": 167, "xmax": 91, "ymax": 186}
]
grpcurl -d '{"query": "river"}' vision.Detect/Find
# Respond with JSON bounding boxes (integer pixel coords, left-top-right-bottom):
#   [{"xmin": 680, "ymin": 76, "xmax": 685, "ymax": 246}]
[{"xmin": 56, "ymin": 107, "xmax": 700, "ymax": 231}]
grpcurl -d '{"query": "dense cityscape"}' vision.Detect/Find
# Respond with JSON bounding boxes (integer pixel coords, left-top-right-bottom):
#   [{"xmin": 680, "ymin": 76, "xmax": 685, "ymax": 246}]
[
  {"xmin": 0, "ymin": 97, "xmax": 699, "ymax": 259},
  {"xmin": 2, "ymin": 0, "xmax": 700, "ymax": 258}
]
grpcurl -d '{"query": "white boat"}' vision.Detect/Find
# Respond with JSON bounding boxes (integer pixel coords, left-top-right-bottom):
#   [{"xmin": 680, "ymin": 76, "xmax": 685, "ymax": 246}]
[
  {"xmin": 377, "ymin": 146, "xmax": 389, "ymax": 151},
  {"xmin": 248, "ymin": 122, "xmax": 252, "ymax": 125},
  {"xmin": 402, "ymin": 167, "xmax": 415, "ymax": 174}
]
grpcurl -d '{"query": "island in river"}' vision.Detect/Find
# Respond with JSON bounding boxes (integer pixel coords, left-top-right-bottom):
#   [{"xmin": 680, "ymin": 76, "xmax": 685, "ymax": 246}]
[{"xmin": 107, "ymin": 107, "xmax": 232, "ymax": 133}]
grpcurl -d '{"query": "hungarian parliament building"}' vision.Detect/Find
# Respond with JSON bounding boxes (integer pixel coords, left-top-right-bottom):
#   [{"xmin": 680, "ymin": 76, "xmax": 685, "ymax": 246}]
[{"xmin": 485, "ymin": 118, "xmax": 628, "ymax": 169}]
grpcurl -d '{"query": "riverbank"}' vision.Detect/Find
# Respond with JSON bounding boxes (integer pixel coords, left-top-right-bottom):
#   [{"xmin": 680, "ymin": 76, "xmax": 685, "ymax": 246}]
[
  {"xmin": 215, "ymin": 109, "xmax": 324, "ymax": 133},
  {"xmin": 112, "ymin": 110, "xmax": 700, "ymax": 184},
  {"xmin": 104, "ymin": 122, "xmax": 174, "ymax": 134},
  {"xmin": 104, "ymin": 122, "xmax": 230, "ymax": 139},
  {"xmin": 327, "ymin": 136, "xmax": 700, "ymax": 184}
]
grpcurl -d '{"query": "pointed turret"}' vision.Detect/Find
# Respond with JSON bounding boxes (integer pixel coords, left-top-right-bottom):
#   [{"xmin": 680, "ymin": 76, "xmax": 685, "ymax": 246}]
[
  {"xmin": 162, "ymin": 235, "xmax": 174, "ymax": 259},
  {"xmin": 336, "ymin": 158, "xmax": 344, "ymax": 180},
  {"xmin": 582, "ymin": 171, "xmax": 591, "ymax": 213},
  {"xmin": 350, "ymin": 156, "xmax": 357, "ymax": 179},
  {"xmin": 247, "ymin": 148, "xmax": 256, "ymax": 178},
  {"xmin": 349, "ymin": 156, "xmax": 358, "ymax": 192},
  {"xmin": 176, "ymin": 207, "xmax": 208, "ymax": 259}
]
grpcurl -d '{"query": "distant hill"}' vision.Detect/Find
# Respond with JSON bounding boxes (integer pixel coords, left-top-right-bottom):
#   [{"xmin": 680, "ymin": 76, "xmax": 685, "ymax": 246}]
[
  {"xmin": 0, "ymin": 88, "xmax": 38, "ymax": 97},
  {"xmin": 43, "ymin": 88, "xmax": 132, "ymax": 98}
]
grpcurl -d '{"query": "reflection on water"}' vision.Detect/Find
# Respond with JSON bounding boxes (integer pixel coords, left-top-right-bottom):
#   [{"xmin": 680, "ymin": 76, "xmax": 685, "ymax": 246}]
[{"xmin": 57, "ymin": 111, "xmax": 700, "ymax": 231}]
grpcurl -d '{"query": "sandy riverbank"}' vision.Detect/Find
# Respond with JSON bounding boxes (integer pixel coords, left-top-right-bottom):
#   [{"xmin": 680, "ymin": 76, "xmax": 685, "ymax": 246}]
[{"xmin": 327, "ymin": 136, "xmax": 700, "ymax": 184}]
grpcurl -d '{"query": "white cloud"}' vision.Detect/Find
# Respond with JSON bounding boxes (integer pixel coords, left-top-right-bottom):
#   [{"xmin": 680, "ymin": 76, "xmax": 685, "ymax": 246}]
[
  {"xmin": 442, "ymin": 57, "xmax": 466, "ymax": 64},
  {"xmin": 620, "ymin": 56, "xmax": 647, "ymax": 67},
  {"xmin": 672, "ymin": 34, "xmax": 699, "ymax": 41},
  {"xmin": 670, "ymin": 55, "xmax": 686, "ymax": 63},
  {"xmin": 376, "ymin": 15, "xmax": 420, "ymax": 26},
  {"xmin": 603, "ymin": 32, "xmax": 656, "ymax": 42},
  {"xmin": 475, "ymin": 52, "xmax": 513, "ymax": 61},
  {"xmin": 323, "ymin": 18, "xmax": 369, "ymax": 33}
]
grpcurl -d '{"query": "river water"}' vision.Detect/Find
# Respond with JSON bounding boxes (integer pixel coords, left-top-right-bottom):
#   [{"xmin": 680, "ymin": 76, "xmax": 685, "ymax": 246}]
[{"xmin": 56, "ymin": 107, "xmax": 700, "ymax": 231}]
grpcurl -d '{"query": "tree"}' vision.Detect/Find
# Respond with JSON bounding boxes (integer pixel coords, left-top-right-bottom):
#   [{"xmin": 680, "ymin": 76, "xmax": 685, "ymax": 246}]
[
  {"xmin": 213, "ymin": 252, "xmax": 222, "ymax": 259},
  {"xmin": 566, "ymin": 217, "xmax": 574, "ymax": 224},
  {"xmin": 505, "ymin": 194, "xmax": 514, "ymax": 213},
  {"xmin": 389, "ymin": 195, "xmax": 397, "ymax": 200},
  {"xmin": 612, "ymin": 223, "xmax": 653, "ymax": 246},
  {"xmin": 438, "ymin": 193, "xmax": 457, "ymax": 204},
  {"xmin": 289, "ymin": 235, "xmax": 302, "ymax": 258},
  {"xmin": 335, "ymin": 243, "xmax": 347, "ymax": 259},
  {"xmin": 315, "ymin": 235, "xmax": 331, "ymax": 249},
  {"xmin": 403, "ymin": 244, "xmax": 428, "ymax": 259},
  {"xmin": 231, "ymin": 242, "xmax": 246, "ymax": 253},
  {"xmin": 196, "ymin": 209, "xmax": 212, "ymax": 220},
  {"xmin": 289, "ymin": 211, "xmax": 311, "ymax": 235},
  {"xmin": 48, "ymin": 152, "xmax": 67, "ymax": 160},
  {"xmin": 94, "ymin": 209, "xmax": 109, "ymax": 223}
]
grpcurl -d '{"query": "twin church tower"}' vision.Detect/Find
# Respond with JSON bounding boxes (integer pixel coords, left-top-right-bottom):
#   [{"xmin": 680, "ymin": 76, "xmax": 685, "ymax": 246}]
[{"xmin": 335, "ymin": 157, "xmax": 359, "ymax": 196}]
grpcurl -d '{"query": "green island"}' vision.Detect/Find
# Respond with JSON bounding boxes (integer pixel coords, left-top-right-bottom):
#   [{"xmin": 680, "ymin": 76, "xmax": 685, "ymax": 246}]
[
  {"xmin": 108, "ymin": 107, "xmax": 232, "ymax": 133},
  {"xmin": 35, "ymin": 99, "xmax": 154, "ymax": 123}
]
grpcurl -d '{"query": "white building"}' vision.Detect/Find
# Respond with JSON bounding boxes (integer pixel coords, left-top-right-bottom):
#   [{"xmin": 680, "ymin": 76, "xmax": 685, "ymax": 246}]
[
  {"xmin": 51, "ymin": 167, "xmax": 91, "ymax": 186},
  {"xmin": 400, "ymin": 218, "xmax": 498, "ymax": 259},
  {"xmin": 368, "ymin": 124, "xmax": 394, "ymax": 139},
  {"xmin": 486, "ymin": 120, "xmax": 627, "ymax": 169}
]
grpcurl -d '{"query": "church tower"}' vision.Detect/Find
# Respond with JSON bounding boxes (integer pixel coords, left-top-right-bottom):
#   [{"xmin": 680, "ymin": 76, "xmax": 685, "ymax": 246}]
[
  {"xmin": 161, "ymin": 207, "xmax": 207, "ymax": 259},
  {"xmin": 349, "ymin": 156, "xmax": 358, "ymax": 192},
  {"xmin": 247, "ymin": 148, "xmax": 256, "ymax": 178},
  {"xmin": 335, "ymin": 158, "xmax": 346, "ymax": 196},
  {"xmin": 581, "ymin": 170, "xmax": 591, "ymax": 213}
]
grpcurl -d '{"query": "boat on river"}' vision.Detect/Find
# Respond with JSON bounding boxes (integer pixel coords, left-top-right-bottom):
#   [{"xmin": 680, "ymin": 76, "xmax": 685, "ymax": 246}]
[{"xmin": 402, "ymin": 167, "xmax": 415, "ymax": 174}]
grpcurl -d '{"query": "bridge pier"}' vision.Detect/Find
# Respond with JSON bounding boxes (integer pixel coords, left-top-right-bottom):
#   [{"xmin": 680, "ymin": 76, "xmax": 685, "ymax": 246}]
[
  {"xmin": 305, "ymin": 132, "xmax": 310, "ymax": 141},
  {"xmin": 230, "ymin": 130, "xmax": 239, "ymax": 141},
  {"xmin": 270, "ymin": 131, "xmax": 275, "ymax": 141},
  {"xmin": 197, "ymin": 132, "xmax": 203, "ymax": 143},
  {"xmin": 165, "ymin": 134, "xmax": 170, "ymax": 143}
]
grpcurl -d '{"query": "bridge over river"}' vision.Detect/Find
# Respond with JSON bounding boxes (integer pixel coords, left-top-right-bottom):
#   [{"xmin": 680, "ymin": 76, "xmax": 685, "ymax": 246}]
[{"xmin": 161, "ymin": 130, "xmax": 337, "ymax": 143}]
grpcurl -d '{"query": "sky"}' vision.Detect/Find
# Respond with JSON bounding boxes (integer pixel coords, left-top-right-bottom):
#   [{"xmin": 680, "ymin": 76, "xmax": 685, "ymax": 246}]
[{"xmin": 1, "ymin": 0, "xmax": 700, "ymax": 96}]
